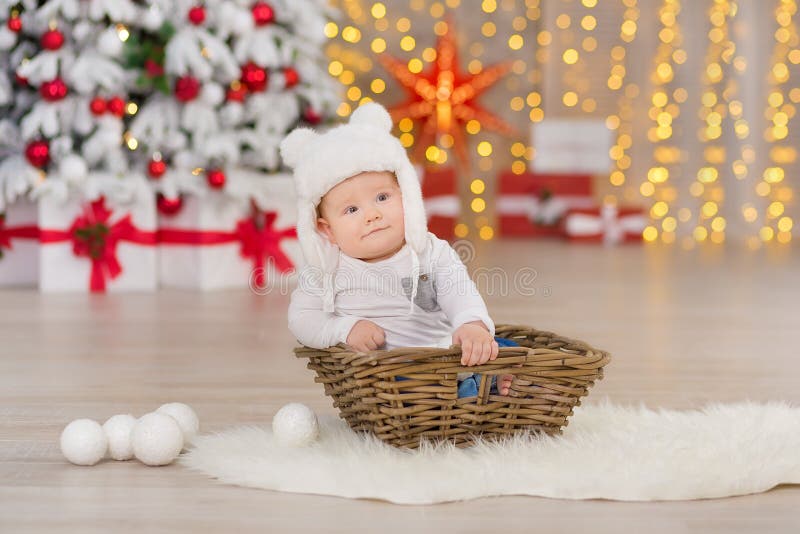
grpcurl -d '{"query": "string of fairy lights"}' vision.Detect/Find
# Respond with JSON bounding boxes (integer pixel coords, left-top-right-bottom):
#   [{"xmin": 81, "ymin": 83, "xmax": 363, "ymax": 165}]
[{"xmin": 326, "ymin": 0, "xmax": 796, "ymax": 246}]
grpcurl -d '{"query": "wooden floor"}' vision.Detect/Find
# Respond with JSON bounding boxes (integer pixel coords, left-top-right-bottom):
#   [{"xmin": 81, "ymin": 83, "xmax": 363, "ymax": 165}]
[{"xmin": 1, "ymin": 240, "xmax": 798, "ymax": 533}]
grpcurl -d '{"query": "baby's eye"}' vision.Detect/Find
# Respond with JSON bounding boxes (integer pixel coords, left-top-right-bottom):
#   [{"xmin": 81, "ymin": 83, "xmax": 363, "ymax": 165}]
[
  {"xmin": 376, "ymin": 192, "xmax": 390, "ymax": 202},
  {"xmin": 344, "ymin": 206, "xmax": 358, "ymax": 215}
]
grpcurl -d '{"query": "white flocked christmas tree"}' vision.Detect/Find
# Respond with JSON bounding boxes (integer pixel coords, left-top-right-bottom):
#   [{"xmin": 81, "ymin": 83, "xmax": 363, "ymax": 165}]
[{"xmin": 126, "ymin": 0, "xmax": 341, "ymax": 213}]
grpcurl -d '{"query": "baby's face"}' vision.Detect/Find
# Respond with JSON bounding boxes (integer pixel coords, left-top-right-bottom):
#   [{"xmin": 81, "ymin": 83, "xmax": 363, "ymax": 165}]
[{"xmin": 317, "ymin": 170, "xmax": 405, "ymax": 263}]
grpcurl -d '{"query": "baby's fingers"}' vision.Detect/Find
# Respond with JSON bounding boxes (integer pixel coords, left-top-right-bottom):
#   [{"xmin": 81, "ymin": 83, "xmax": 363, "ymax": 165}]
[
  {"xmin": 460, "ymin": 339, "xmax": 473, "ymax": 365},
  {"xmin": 468, "ymin": 340, "xmax": 483, "ymax": 366},
  {"xmin": 489, "ymin": 340, "xmax": 499, "ymax": 361}
]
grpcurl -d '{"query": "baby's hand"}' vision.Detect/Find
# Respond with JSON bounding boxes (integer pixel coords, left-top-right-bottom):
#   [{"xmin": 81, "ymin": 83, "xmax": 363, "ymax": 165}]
[
  {"xmin": 346, "ymin": 320, "xmax": 386, "ymax": 353},
  {"xmin": 452, "ymin": 321, "xmax": 498, "ymax": 366}
]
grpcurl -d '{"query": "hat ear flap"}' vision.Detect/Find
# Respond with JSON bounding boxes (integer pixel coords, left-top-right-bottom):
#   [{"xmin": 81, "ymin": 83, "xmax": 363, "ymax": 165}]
[
  {"xmin": 280, "ymin": 128, "xmax": 318, "ymax": 169},
  {"xmin": 349, "ymin": 102, "xmax": 393, "ymax": 133}
]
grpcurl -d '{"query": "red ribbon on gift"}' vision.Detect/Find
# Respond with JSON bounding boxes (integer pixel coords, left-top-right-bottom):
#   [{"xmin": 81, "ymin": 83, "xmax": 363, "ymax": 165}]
[
  {"xmin": 39, "ymin": 197, "xmax": 157, "ymax": 292},
  {"xmin": 0, "ymin": 215, "xmax": 40, "ymax": 254},
  {"xmin": 158, "ymin": 211, "xmax": 298, "ymax": 286}
]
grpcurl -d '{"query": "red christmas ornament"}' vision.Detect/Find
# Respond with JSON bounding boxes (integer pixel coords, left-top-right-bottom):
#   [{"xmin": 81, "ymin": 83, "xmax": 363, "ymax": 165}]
[
  {"xmin": 157, "ymin": 194, "xmax": 183, "ymax": 216},
  {"xmin": 283, "ymin": 67, "xmax": 299, "ymax": 88},
  {"xmin": 187, "ymin": 5, "xmax": 206, "ymax": 25},
  {"xmin": 7, "ymin": 16, "xmax": 22, "ymax": 33},
  {"xmin": 303, "ymin": 107, "xmax": 322, "ymax": 125},
  {"xmin": 252, "ymin": 2, "xmax": 275, "ymax": 25},
  {"xmin": 25, "ymin": 140, "xmax": 50, "ymax": 168},
  {"xmin": 240, "ymin": 62, "xmax": 268, "ymax": 92},
  {"xmin": 206, "ymin": 169, "xmax": 226, "ymax": 189},
  {"xmin": 174, "ymin": 76, "xmax": 201, "ymax": 102},
  {"xmin": 107, "ymin": 96, "xmax": 126, "ymax": 117},
  {"xmin": 144, "ymin": 59, "xmax": 164, "ymax": 77},
  {"xmin": 15, "ymin": 73, "xmax": 28, "ymax": 86},
  {"xmin": 226, "ymin": 83, "xmax": 247, "ymax": 102},
  {"xmin": 40, "ymin": 78, "xmax": 68, "ymax": 101},
  {"xmin": 41, "ymin": 29, "xmax": 65, "ymax": 50},
  {"xmin": 89, "ymin": 97, "xmax": 106, "ymax": 115},
  {"xmin": 148, "ymin": 158, "xmax": 167, "ymax": 179}
]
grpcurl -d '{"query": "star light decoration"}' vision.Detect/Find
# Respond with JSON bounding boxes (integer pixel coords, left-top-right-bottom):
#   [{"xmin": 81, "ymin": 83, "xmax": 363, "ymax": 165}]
[{"xmin": 377, "ymin": 19, "xmax": 516, "ymax": 166}]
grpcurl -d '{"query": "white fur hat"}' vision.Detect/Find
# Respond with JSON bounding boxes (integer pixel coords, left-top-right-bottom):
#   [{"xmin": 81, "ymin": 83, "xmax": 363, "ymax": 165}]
[{"xmin": 280, "ymin": 102, "xmax": 428, "ymax": 312}]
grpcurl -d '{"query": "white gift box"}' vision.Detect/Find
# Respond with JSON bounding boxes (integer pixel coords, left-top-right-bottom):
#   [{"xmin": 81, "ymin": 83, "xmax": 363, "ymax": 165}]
[
  {"xmin": 38, "ymin": 182, "xmax": 158, "ymax": 293},
  {"xmin": 157, "ymin": 185, "xmax": 303, "ymax": 291},
  {"xmin": 0, "ymin": 198, "xmax": 40, "ymax": 287}
]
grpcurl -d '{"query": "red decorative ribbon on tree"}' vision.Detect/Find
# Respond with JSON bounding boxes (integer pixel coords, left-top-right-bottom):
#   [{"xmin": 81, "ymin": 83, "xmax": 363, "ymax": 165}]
[
  {"xmin": 0, "ymin": 215, "xmax": 40, "ymax": 258},
  {"xmin": 39, "ymin": 197, "xmax": 157, "ymax": 292},
  {"xmin": 158, "ymin": 211, "xmax": 298, "ymax": 286}
]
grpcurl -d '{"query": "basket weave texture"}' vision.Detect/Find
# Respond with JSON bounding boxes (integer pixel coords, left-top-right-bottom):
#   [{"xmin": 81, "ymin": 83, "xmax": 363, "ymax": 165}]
[{"xmin": 295, "ymin": 324, "xmax": 611, "ymax": 449}]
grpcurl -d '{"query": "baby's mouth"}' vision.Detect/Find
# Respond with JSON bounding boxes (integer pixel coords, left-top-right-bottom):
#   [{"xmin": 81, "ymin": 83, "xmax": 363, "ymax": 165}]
[{"xmin": 363, "ymin": 227, "xmax": 388, "ymax": 238}]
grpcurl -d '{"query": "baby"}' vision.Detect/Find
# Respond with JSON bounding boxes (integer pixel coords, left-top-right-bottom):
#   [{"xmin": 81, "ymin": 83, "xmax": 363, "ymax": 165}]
[{"xmin": 281, "ymin": 103, "xmax": 513, "ymax": 397}]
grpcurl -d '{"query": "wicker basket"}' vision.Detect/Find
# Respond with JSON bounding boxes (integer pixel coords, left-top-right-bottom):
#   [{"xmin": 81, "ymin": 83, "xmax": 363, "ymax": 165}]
[{"xmin": 295, "ymin": 324, "xmax": 611, "ymax": 449}]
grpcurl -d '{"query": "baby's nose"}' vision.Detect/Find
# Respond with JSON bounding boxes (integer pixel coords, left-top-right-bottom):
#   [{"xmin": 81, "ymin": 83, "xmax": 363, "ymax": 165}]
[{"xmin": 365, "ymin": 209, "xmax": 382, "ymax": 222}]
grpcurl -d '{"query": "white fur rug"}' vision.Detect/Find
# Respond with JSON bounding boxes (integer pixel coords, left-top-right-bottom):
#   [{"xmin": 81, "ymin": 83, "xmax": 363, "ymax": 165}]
[{"xmin": 181, "ymin": 399, "xmax": 800, "ymax": 504}]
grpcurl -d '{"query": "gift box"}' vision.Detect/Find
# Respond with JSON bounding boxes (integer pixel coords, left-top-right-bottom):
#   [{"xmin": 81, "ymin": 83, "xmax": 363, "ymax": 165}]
[
  {"xmin": 157, "ymin": 192, "xmax": 301, "ymax": 291},
  {"xmin": 563, "ymin": 204, "xmax": 646, "ymax": 245},
  {"xmin": 420, "ymin": 166, "xmax": 458, "ymax": 241},
  {"xmin": 497, "ymin": 170, "xmax": 595, "ymax": 237},
  {"xmin": 0, "ymin": 198, "xmax": 40, "ymax": 286},
  {"xmin": 38, "ymin": 192, "xmax": 158, "ymax": 292}
]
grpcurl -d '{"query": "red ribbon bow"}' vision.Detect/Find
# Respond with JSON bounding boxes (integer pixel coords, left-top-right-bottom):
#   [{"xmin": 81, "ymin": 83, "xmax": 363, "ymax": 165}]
[
  {"xmin": 39, "ymin": 198, "xmax": 157, "ymax": 292},
  {"xmin": 158, "ymin": 211, "xmax": 298, "ymax": 286}
]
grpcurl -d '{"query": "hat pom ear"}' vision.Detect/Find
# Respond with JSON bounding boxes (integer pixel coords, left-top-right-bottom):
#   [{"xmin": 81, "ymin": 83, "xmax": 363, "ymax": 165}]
[
  {"xmin": 280, "ymin": 128, "xmax": 318, "ymax": 169},
  {"xmin": 350, "ymin": 102, "xmax": 393, "ymax": 133}
]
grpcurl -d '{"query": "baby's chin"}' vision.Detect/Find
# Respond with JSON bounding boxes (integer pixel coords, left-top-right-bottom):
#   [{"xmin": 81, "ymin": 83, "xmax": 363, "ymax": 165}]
[{"xmin": 355, "ymin": 239, "xmax": 406, "ymax": 263}]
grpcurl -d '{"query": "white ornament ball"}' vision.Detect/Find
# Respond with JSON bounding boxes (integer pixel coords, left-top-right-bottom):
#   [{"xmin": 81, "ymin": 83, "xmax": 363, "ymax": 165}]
[
  {"xmin": 60, "ymin": 419, "xmax": 108, "ymax": 466},
  {"xmin": 200, "ymin": 83, "xmax": 224, "ymax": 106},
  {"xmin": 131, "ymin": 412, "xmax": 184, "ymax": 466},
  {"xmin": 102, "ymin": 414, "xmax": 137, "ymax": 461},
  {"xmin": 0, "ymin": 27, "xmax": 17, "ymax": 51},
  {"xmin": 156, "ymin": 402, "xmax": 199, "ymax": 445},
  {"xmin": 58, "ymin": 154, "xmax": 88, "ymax": 183},
  {"xmin": 272, "ymin": 403, "xmax": 320, "ymax": 447}
]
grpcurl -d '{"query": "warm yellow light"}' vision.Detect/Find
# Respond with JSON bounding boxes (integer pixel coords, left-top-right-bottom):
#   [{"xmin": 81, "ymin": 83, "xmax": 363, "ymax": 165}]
[
  {"xmin": 581, "ymin": 15, "xmax": 597, "ymax": 31},
  {"xmin": 482, "ymin": 22, "xmax": 496, "ymax": 37},
  {"xmin": 652, "ymin": 92, "xmax": 668, "ymax": 107},
  {"xmin": 529, "ymin": 108, "xmax": 544, "ymax": 122},
  {"xmin": 508, "ymin": 34, "xmax": 524, "ymax": 50},
  {"xmin": 342, "ymin": 26, "xmax": 361, "ymax": 43},
  {"xmin": 466, "ymin": 120, "xmax": 481, "ymax": 134},
  {"xmin": 610, "ymin": 171, "xmax": 625, "ymax": 186},
  {"xmin": 370, "ymin": 78, "xmax": 385, "ymax": 94},
  {"xmin": 328, "ymin": 61, "xmax": 343, "ymax": 76},
  {"xmin": 454, "ymin": 223, "xmax": 469, "ymax": 238},
  {"xmin": 582, "ymin": 0, "xmax": 598, "ymax": 7},
  {"xmin": 562, "ymin": 91, "xmax": 578, "ymax": 107},
  {"xmin": 339, "ymin": 70, "xmax": 354, "ymax": 85},
  {"xmin": 400, "ymin": 35, "xmax": 416, "ymax": 51},
  {"xmin": 763, "ymin": 167, "xmax": 785, "ymax": 183},
  {"xmin": 527, "ymin": 92, "xmax": 542, "ymax": 107},
  {"xmin": 711, "ymin": 217, "xmax": 726, "ymax": 232},
  {"xmin": 693, "ymin": 226, "xmax": 709, "ymax": 242},
  {"xmin": 702, "ymin": 201, "xmax": 719, "ymax": 218},
  {"xmin": 126, "ymin": 102, "xmax": 138, "ymax": 115},
  {"xmin": 324, "ymin": 22, "xmax": 338, "ymax": 38},
  {"xmin": 556, "ymin": 14, "xmax": 571, "ymax": 29},
  {"xmin": 422, "ymin": 47, "xmax": 437, "ymax": 62},
  {"xmin": 759, "ymin": 226, "xmax": 775, "ymax": 242},
  {"xmin": 640, "ymin": 182, "xmax": 655, "ymax": 196},
  {"xmin": 408, "ymin": 58, "xmax": 423, "ymax": 73},
  {"xmin": 477, "ymin": 141, "xmax": 493, "ymax": 157},
  {"xmin": 510, "ymin": 142, "xmax": 526, "ymax": 158},
  {"xmin": 777, "ymin": 217, "xmax": 793, "ymax": 232},
  {"xmin": 396, "ymin": 17, "xmax": 411, "ymax": 32},
  {"xmin": 512, "ymin": 160, "xmax": 527, "ymax": 174},
  {"xmin": 643, "ymin": 226, "xmax": 659, "ymax": 242},
  {"xmin": 371, "ymin": 38, "xmax": 386, "ymax": 53},
  {"xmin": 697, "ymin": 167, "xmax": 718, "ymax": 183},
  {"xmin": 470, "ymin": 179, "xmax": 486, "ymax": 194},
  {"xmin": 537, "ymin": 31, "xmax": 552, "ymax": 46},
  {"xmin": 768, "ymin": 201, "xmax": 785, "ymax": 218},
  {"xmin": 648, "ymin": 167, "xmax": 669, "ymax": 183},
  {"xmin": 656, "ymin": 62, "xmax": 673, "ymax": 82},
  {"xmin": 399, "ymin": 133, "xmax": 414, "ymax": 147},
  {"xmin": 426, "ymin": 146, "xmax": 440, "ymax": 162},
  {"xmin": 371, "ymin": 2, "xmax": 386, "ymax": 18},
  {"xmin": 582, "ymin": 36, "xmax": 598, "ymax": 52},
  {"xmin": 662, "ymin": 217, "xmax": 677, "ymax": 232},
  {"xmin": 563, "ymin": 48, "xmax": 579, "ymax": 64},
  {"xmin": 117, "ymin": 25, "xmax": 130, "ymax": 42},
  {"xmin": 347, "ymin": 86, "xmax": 361, "ymax": 101},
  {"xmin": 605, "ymin": 115, "xmax": 620, "ymax": 130},
  {"xmin": 126, "ymin": 137, "xmax": 138, "ymax": 150},
  {"xmin": 651, "ymin": 201, "xmax": 669, "ymax": 219},
  {"xmin": 481, "ymin": 0, "xmax": 497, "ymax": 13},
  {"xmin": 479, "ymin": 226, "xmax": 494, "ymax": 240},
  {"xmin": 471, "ymin": 198, "xmax": 486, "ymax": 213},
  {"xmin": 621, "ymin": 20, "xmax": 637, "ymax": 36}
]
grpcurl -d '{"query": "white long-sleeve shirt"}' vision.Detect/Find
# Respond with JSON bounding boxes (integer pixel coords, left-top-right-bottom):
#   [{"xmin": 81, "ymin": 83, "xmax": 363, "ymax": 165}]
[{"xmin": 288, "ymin": 232, "xmax": 494, "ymax": 351}]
